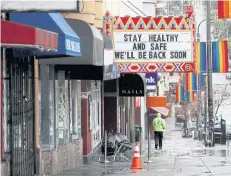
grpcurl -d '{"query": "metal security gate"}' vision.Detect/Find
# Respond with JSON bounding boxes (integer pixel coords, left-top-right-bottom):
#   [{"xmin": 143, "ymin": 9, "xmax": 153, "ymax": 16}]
[{"xmin": 9, "ymin": 57, "xmax": 35, "ymax": 176}]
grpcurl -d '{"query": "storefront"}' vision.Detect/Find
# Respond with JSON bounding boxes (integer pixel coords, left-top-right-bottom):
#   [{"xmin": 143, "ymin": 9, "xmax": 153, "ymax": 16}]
[
  {"xmin": 104, "ymin": 73, "xmax": 146, "ymax": 142},
  {"xmin": 39, "ymin": 18, "xmax": 120, "ymax": 164},
  {"xmin": 10, "ymin": 13, "xmax": 82, "ymax": 175},
  {"xmin": 1, "ymin": 18, "xmax": 58, "ymax": 176},
  {"xmin": 100, "ymin": 32, "xmax": 121, "ymax": 136}
]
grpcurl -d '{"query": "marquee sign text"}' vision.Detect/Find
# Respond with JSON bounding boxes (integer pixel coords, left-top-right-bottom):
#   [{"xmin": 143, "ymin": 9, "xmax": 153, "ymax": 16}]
[{"xmin": 113, "ymin": 31, "xmax": 192, "ymax": 63}]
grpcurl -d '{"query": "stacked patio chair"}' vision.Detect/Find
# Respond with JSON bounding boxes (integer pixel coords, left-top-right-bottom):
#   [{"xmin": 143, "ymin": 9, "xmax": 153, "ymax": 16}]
[{"xmin": 98, "ymin": 133, "xmax": 133, "ymax": 162}]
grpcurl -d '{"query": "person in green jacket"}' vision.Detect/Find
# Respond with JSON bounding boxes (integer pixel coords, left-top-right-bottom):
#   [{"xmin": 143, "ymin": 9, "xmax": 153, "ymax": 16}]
[{"xmin": 152, "ymin": 113, "xmax": 166, "ymax": 149}]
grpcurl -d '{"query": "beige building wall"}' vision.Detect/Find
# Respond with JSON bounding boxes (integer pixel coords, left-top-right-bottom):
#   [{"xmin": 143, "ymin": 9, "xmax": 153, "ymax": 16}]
[
  {"xmin": 63, "ymin": 0, "xmax": 104, "ymax": 29},
  {"xmin": 103, "ymin": 0, "xmax": 124, "ymax": 16},
  {"xmin": 95, "ymin": 0, "xmax": 104, "ymax": 28},
  {"xmin": 103, "ymin": 0, "xmax": 156, "ymax": 17}
]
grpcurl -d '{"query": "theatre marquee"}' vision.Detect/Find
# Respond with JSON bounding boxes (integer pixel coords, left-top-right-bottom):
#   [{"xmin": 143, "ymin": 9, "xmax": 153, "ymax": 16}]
[{"xmin": 113, "ymin": 31, "xmax": 193, "ymax": 63}]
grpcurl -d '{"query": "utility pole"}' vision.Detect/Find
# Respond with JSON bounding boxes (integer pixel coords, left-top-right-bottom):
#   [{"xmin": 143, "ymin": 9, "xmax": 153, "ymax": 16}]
[
  {"xmin": 196, "ymin": 19, "xmax": 206, "ymax": 140},
  {"xmin": 203, "ymin": 75, "xmax": 208, "ymax": 143},
  {"xmin": 196, "ymin": 34, "xmax": 201, "ymax": 140},
  {"xmin": 196, "ymin": 74, "xmax": 201, "ymax": 139},
  {"xmin": 183, "ymin": 73, "xmax": 189, "ymax": 137},
  {"xmin": 206, "ymin": 0, "xmax": 214, "ymax": 146}
]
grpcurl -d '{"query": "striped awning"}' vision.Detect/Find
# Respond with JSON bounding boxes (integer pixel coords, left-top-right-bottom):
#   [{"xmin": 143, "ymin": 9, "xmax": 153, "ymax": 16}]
[
  {"xmin": 1, "ymin": 20, "xmax": 58, "ymax": 50},
  {"xmin": 150, "ymin": 107, "xmax": 169, "ymax": 117}
]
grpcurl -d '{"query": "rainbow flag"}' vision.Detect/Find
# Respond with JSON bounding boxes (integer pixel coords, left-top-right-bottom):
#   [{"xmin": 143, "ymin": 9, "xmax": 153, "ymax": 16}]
[
  {"xmin": 196, "ymin": 42, "xmax": 206, "ymax": 73},
  {"xmin": 187, "ymin": 91, "xmax": 195, "ymax": 103},
  {"xmin": 176, "ymin": 84, "xmax": 184, "ymax": 103},
  {"xmin": 218, "ymin": 0, "xmax": 231, "ymax": 19},
  {"xmin": 212, "ymin": 40, "xmax": 229, "ymax": 73},
  {"xmin": 186, "ymin": 73, "xmax": 197, "ymax": 92}
]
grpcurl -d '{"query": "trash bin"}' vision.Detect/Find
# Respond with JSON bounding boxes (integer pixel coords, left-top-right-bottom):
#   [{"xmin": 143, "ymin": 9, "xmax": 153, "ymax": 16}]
[{"xmin": 135, "ymin": 126, "xmax": 142, "ymax": 142}]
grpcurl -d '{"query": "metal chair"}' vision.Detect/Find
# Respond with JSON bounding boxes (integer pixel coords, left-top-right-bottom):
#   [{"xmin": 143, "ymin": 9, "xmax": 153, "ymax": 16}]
[
  {"xmin": 113, "ymin": 134, "xmax": 133, "ymax": 161},
  {"xmin": 98, "ymin": 134, "xmax": 116, "ymax": 162},
  {"xmin": 98, "ymin": 133, "xmax": 133, "ymax": 162}
]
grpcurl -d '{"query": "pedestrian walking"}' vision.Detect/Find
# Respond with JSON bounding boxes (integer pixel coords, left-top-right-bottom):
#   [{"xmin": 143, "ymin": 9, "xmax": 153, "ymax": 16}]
[{"xmin": 152, "ymin": 113, "xmax": 166, "ymax": 150}]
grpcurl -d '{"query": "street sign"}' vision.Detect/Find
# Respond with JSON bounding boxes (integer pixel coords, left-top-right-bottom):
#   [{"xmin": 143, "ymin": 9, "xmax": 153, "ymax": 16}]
[
  {"xmin": 169, "ymin": 82, "xmax": 177, "ymax": 93},
  {"xmin": 145, "ymin": 73, "xmax": 157, "ymax": 86}
]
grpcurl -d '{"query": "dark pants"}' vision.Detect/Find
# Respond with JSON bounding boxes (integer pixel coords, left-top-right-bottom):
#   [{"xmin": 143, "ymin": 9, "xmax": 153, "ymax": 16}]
[{"xmin": 154, "ymin": 131, "xmax": 163, "ymax": 149}]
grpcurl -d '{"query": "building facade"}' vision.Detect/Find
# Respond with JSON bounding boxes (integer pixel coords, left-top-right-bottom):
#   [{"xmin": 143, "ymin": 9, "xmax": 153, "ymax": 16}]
[
  {"xmin": 1, "ymin": 13, "xmax": 59, "ymax": 176},
  {"xmin": 1, "ymin": 4, "xmax": 120, "ymax": 175}
]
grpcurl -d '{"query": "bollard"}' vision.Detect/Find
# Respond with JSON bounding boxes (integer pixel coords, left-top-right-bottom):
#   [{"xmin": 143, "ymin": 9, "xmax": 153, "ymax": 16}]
[{"xmin": 100, "ymin": 130, "xmax": 110, "ymax": 163}]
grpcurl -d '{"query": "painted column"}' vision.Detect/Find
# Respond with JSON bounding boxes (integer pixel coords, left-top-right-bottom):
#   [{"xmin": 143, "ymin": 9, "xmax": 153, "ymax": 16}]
[
  {"xmin": 34, "ymin": 59, "xmax": 40, "ymax": 174},
  {"xmin": 81, "ymin": 80, "xmax": 92, "ymax": 164},
  {"xmin": 40, "ymin": 65, "xmax": 50, "ymax": 145}
]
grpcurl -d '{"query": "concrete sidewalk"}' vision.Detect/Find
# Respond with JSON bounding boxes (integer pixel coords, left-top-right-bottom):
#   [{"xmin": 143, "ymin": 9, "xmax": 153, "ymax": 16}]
[
  {"xmin": 55, "ymin": 131, "xmax": 231, "ymax": 176},
  {"xmin": 55, "ymin": 117, "xmax": 231, "ymax": 176}
]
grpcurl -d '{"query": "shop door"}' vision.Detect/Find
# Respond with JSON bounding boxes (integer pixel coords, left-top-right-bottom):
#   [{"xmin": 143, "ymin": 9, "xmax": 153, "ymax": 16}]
[
  {"xmin": 9, "ymin": 57, "xmax": 35, "ymax": 176},
  {"xmin": 91, "ymin": 88, "xmax": 101, "ymax": 148}
]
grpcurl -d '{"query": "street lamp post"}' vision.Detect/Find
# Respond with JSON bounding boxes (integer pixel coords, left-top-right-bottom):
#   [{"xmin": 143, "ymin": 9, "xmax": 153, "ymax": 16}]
[
  {"xmin": 197, "ymin": 16, "xmax": 213, "ymax": 142},
  {"xmin": 196, "ymin": 19, "xmax": 207, "ymax": 140},
  {"xmin": 206, "ymin": 0, "xmax": 214, "ymax": 146},
  {"xmin": 183, "ymin": 73, "xmax": 189, "ymax": 138},
  {"xmin": 202, "ymin": 73, "xmax": 208, "ymax": 143}
]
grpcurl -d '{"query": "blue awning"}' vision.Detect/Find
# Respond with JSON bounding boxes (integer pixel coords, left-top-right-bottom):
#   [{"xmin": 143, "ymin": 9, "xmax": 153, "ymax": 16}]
[{"xmin": 10, "ymin": 13, "xmax": 81, "ymax": 57}]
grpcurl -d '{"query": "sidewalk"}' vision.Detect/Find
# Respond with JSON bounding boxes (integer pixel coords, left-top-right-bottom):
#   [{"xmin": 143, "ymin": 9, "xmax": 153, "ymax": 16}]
[{"xmin": 55, "ymin": 117, "xmax": 231, "ymax": 176}]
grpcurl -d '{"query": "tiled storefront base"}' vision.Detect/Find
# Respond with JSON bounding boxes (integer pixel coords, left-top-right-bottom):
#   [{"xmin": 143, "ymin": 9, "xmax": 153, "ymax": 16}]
[
  {"xmin": 41, "ymin": 138, "xmax": 83, "ymax": 175},
  {"xmin": 1, "ymin": 160, "xmax": 10, "ymax": 176}
]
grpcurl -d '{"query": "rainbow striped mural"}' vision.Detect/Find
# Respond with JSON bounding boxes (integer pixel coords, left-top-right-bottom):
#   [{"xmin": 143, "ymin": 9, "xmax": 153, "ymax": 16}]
[
  {"xmin": 218, "ymin": 0, "xmax": 231, "ymax": 19},
  {"xmin": 186, "ymin": 72, "xmax": 197, "ymax": 92},
  {"xmin": 187, "ymin": 91, "xmax": 195, "ymax": 103},
  {"xmin": 176, "ymin": 84, "xmax": 184, "ymax": 103},
  {"xmin": 212, "ymin": 40, "xmax": 229, "ymax": 73},
  {"xmin": 196, "ymin": 42, "xmax": 206, "ymax": 73}
]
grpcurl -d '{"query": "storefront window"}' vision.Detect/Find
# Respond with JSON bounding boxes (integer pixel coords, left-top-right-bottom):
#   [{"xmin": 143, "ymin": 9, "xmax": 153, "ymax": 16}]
[
  {"xmin": 56, "ymin": 71, "xmax": 66, "ymax": 144},
  {"xmin": 77, "ymin": 81, "xmax": 81, "ymax": 138},
  {"xmin": 40, "ymin": 65, "xmax": 56, "ymax": 149},
  {"xmin": 65, "ymin": 80, "xmax": 70, "ymax": 143},
  {"xmin": 3, "ymin": 78, "xmax": 10, "ymax": 153},
  {"xmin": 91, "ymin": 81, "xmax": 101, "ymax": 148},
  {"xmin": 88, "ymin": 95, "xmax": 93, "ymax": 131},
  {"xmin": 49, "ymin": 66, "xmax": 55, "ymax": 147},
  {"xmin": 71, "ymin": 80, "xmax": 81, "ymax": 140}
]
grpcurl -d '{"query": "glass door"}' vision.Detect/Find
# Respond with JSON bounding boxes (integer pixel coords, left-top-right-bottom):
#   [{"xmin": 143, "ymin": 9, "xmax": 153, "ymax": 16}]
[{"xmin": 92, "ymin": 89, "xmax": 101, "ymax": 148}]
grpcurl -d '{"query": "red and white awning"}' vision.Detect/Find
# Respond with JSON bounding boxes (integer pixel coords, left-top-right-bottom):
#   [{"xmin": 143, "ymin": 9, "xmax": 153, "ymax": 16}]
[
  {"xmin": 150, "ymin": 107, "xmax": 169, "ymax": 117},
  {"xmin": 1, "ymin": 20, "xmax": 58, "ymax": 50}
]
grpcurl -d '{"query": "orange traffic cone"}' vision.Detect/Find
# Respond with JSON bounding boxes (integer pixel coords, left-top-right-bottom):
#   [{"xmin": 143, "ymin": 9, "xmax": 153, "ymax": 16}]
[{"xmin": 131, "ymin": 142, "xmax": 143, "ymax": 170}]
